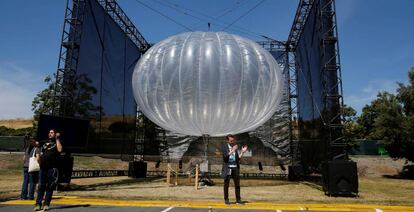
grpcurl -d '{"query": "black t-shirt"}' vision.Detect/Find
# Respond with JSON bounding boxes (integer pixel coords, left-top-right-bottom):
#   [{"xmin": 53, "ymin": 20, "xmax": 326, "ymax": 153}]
[{"xmin": 40, "ymin": 139, "xmax": 60, "ymax": 169}]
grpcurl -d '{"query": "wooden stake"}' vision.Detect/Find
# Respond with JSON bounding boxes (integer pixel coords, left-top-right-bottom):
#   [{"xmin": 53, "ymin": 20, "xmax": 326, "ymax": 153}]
[
  {"xmin": 188, "ymin": 172, "xmax": 191, "ymax": 183},
  {"xmin": 195, "ymin": 164, "xmax": 199, "ymax": 190},
  {"xmin": 166, "ymin": 163, "xmax": 171, "ymax": 187},
  {"xmin": 175, "ymin": 163, "xmax": 178, "ymax": 186}
]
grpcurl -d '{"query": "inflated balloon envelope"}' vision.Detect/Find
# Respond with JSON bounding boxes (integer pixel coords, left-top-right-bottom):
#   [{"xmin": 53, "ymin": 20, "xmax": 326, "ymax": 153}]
[{"xmin": 132, "ymin": 31, "xmax": 283, "ymax": 137}]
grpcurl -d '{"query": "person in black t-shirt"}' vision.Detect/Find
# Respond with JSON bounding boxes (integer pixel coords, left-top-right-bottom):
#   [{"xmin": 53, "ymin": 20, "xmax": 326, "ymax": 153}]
[{"xmin": 34, "ymin": 129, "xmax": 63, "ymax": 211}]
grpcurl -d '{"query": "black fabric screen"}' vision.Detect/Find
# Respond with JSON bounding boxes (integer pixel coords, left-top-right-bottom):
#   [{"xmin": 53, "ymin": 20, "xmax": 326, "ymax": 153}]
[
  {"xmin": 295, "ymin": 0, "xmax": 341, "ymax": 164},
  {"xmin": 70, "ymin": 0, "xmax": 141, "ymax": 159},
  {"xmin": 296, "ymin": 1, "xmax": 323, "ymax": 140},
  {"xmin": 37, "ymin": 114, "xmax": 90, "ymax": 151}
]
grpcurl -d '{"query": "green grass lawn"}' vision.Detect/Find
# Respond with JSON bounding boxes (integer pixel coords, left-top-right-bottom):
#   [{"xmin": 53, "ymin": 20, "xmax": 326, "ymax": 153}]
[{"xmin": 1, "ymin": 153, "xmax": 413, "ymax": 206}]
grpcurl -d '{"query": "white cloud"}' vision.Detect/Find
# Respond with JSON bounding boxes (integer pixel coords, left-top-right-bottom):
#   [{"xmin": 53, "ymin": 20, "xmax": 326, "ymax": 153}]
[
  {"xmin": 0, "ymin": 62, "xmax": 47, "ymax": 119},
  {"xmin": 345, "ymin": 79, "xmax": 400, "ymax": 114},
  {"xmin": 0, "ymin": 79, "xmax": 35, "ymax": 119}
]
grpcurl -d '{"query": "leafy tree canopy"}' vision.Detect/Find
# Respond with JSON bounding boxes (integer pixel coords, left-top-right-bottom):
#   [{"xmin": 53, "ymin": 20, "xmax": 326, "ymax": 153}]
[{"xmin": 357, "ymin": 68, "xmax": 414, "ymax": 162}]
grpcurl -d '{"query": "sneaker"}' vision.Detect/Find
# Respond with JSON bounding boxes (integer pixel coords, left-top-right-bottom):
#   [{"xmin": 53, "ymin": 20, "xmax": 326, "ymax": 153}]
[
  {"xmin": 33, "ymin": 205, "xmax": 42, "ymax": 211},
  {"xmin": 236, "ymin": 200, "xmax": 245, "ymax": 205},
  {"xmin": 43, "ymin": 205, "xmax": 50, "ymax": 211},
  {"xmin": 224, "ymin": 199, "xmax": 230, "ymax": 205}
]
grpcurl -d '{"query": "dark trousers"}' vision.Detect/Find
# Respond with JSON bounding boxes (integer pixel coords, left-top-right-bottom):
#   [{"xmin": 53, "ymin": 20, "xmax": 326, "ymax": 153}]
[
  {"xmin": 21, "ymin": 167, "xmax": 36, "ymax": 199},
  {"xmin": 223, "ymin": 167, "xmax": 241, "ymax": 201},
  {"xmin": 36, "ymin": 168, "xmax": 58, "ymax": 206}
]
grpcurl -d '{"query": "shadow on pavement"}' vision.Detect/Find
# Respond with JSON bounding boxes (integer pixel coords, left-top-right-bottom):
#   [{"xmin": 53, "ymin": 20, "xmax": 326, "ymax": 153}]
[{"xmin": 51, "ymin": 204, "xmax": 91, "ymax": 210}]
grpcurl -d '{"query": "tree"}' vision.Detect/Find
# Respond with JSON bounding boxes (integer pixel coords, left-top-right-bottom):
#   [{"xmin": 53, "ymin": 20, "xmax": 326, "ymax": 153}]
[
  {"xmin": 358, "ymin": 103, "xmax": 378, "ymax": 139},
  {"xmin": 31, "ymin": 75, "xmax": 59, "ymax": 122},
  {"xmin": 0, "ymin": 126, "xmax": 33, "ymax": 136},
  {"xmin": 31, "ymin": 73, "xmax": 101, "ymax": 135},
  {"xmin": 342, "ymin": 104, "xmax": 362, "ymax": 142},
  {"xmin": 368, "ymin": 92, "xmax": 408, "ymax": 159},
  {"xmin": 396, "ymin": 67, "xmax": 414, "ymax": 162},
  {"xmin": 358, "ymin": 67, "xmax": 414, "ymax": 162},
  {"xmin": 397, "ymin": 68, "xmax": 414, "ymax": 116}
]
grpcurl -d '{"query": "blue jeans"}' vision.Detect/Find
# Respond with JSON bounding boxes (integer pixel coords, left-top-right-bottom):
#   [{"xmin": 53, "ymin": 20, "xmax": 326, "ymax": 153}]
[
  {"xmin": 20, "ymin": 167, "xmax": 36, "ymax": 199},
  {"xmin": 36, "ymin": 168, "xmax": 58, "ymax": 206}
]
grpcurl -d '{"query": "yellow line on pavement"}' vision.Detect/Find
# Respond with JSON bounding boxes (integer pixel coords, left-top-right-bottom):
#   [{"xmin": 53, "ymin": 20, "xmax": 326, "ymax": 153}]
[{"xmin": 2, "ymin": 196, "xmax": 414, "ymax": 211}]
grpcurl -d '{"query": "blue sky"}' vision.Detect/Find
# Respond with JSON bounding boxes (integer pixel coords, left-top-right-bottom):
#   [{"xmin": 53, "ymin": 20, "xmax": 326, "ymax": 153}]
[{"xmin": 0, "ymin": 0, "xmax": 413, "ymax": 119}]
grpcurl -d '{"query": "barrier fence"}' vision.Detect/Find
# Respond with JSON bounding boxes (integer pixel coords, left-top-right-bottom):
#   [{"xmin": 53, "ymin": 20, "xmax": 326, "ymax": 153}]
[{"xmin": 70, "ymin": 170, "xmax": 287, "ymax": 179}]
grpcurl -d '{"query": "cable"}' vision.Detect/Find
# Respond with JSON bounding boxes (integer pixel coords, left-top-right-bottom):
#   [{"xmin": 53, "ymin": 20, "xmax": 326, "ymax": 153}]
[
  {"xmin": 155, "ymin": 0, "xmax": 264, "ymax": 39},
  {"xmin": 213, "ymin": 22, "xmax": 263, "ymax": 39},
  {"xmin": 133, "ymin": 0, "xmax": 193, "ymax": 31},
  {"xmin": 221, "ymin": 0, "xmax": 266, "ymax": 31},
  {"xmin": 212, "ymin": 0, "xmax": 249, "ymax": 21},
  {"xmin": 134, "ymin": 0, "xmax": 274, "ymax": 41},
  {"xmin": 152, "ymin": 0, "xmax": 205, "ymax": 22},
  {"xmin": 188, "ymin": 0, "xmax": 249, "ymax": 29},
  {"xmin": 161, "ymin": 1, "xmax": 214, "ymax": 20}
]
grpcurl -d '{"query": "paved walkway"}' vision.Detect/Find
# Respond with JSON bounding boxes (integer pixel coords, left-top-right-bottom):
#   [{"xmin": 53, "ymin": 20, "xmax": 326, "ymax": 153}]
[{"xmin": 2, "ymin": 196, "xmax": 414, "ymax": 211}]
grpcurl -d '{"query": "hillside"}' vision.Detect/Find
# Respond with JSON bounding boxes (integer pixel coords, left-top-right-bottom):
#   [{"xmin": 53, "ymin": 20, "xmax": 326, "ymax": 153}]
[{"xmin": 0, "ymin": 119, "xmax": 33, "ymax": 129}]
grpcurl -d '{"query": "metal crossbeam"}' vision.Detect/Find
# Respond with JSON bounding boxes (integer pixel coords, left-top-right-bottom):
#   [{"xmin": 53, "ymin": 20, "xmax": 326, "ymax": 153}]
[
  {"xmin": 287, "ymin": 0, "xmax": 314, "ymax": 51},
  {"xmin": 53, "ymin": 0, "xmax": 86, "ymax": 116},
  {"xmin": 286, "ymin": 0, "xmax": 314, "ymax": 165},
  {"xmin": 97, "ymin": 0, "xmax": 150, "ymax": 52},
  {"xmin": 318, "ymin": 0, "xmax": 346, "ymax": 158}
]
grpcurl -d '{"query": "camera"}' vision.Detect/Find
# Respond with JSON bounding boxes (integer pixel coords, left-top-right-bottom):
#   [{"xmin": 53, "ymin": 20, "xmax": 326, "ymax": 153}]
[{"xmin": 24, "ymin": 132, "xmax": 31, "ymax": 141}]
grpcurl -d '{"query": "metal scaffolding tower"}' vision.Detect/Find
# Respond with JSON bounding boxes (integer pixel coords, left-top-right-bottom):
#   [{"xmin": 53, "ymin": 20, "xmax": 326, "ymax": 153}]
[
  {"xmin": 53, "ymin": 0, "xmax": 85, "ymax": 117},
  {"xmin": 287, "ymin": 0, "xmax": 345, "ymax": 164},
  {"xmin": 256, "ymin": 40, "xmax": 294, "ymax": 163},
  {"xmin": 286, "ymin": 0, "xmax": 313, "ymax": 166},
  {"xmin": 53, "ymin": 0, "xmax": 150, "ymax": 159},
  {"xmin": 318, "ymin": 0, "xmax": 346, "ymax": 160}
]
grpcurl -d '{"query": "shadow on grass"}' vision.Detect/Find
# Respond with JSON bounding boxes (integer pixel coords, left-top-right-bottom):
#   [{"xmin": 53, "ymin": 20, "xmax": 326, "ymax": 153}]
[
  {"xmin": 61, "ymin": 176, "xmax": 297, "ymax": 192},
  {"xmin": 0, "ymin": 189, "xmax": 25, "ymax": 202},
  {"xmin": 298, "ymin": 175, "xmax": 324, "ymax": 192},
  {"xmin": 59, "ymin": 177, "xmax": 165, "ymax": 191},
  {"xmin": 383, "ymin": 165, "xmax": 414, "ymax": 180}
]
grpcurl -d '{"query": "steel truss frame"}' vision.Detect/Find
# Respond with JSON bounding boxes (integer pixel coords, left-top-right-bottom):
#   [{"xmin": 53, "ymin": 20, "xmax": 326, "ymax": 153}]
[
  {"xmin": 257, "ymin": 40, "xmax": 297, "ymax": 163},
  {"xmin": 54, "ymin": 0, "xmax": 150, "ymax": 115},
  {"xmin": 286, "ymin": 0, "xmax": 314, "ymax": 165},
  {"xmin": 287, "ymin": 0, "xmax": 345, "ymax": 164},
  {"xmin": 318, "ymin": 0, "xmax": 346, "ymax": 159},
  {"xmin": 53, "ymin": 0, "xmax": 150, "ymax": 159},
  {"xmin": 287, "ymin": 50, "xmax": 300, "ymax": 164},
  {"xmin": 53, "ymin": 0, "xmax": 85, "ymax": 117},
  {"xmin": 96, "ymin": 0, "xmax": 150, "ymax": 53}
]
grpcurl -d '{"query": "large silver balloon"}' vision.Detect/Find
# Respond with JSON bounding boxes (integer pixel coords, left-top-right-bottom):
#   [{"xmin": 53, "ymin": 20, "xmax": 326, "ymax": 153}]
[{"xmin": 132, "ymin": 32, "xmax": 283, "ymax": 137}]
